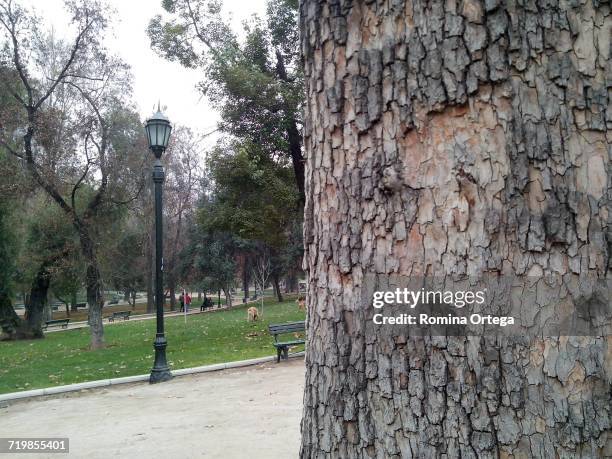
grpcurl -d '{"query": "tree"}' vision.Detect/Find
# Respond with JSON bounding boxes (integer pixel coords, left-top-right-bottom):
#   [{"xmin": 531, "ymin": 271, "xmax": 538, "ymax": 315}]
[
  {"xmin": 0, "ymin": 199, "xmax": 21, "ymax": 338},
  {"xmin": 108, "ymin": 225, "xmax": 146, "ymax": 309},
  {"xmin": 181, "ymin": 212, "xmax": 238, "ymax": 309},
  {"xmin": 148, "ymin": 0, "xmax": 305, "ymax": 201},
  {"xmin": 162, "ymin": 127, "xmax": 203, "ymax": 310},
  {"xmin": 300, "ymin": 1, "xmax": 611, "ymax": 457},
  {"xmin": 0, "ymin": 0, "xmax": 145, "ymax": 348},
  {"xmin": 6, "ymin": 195, "xmax": 79, "ymax": 338},
  {"xmin": 251, "ymin": 245, "xmax": 271, "ymax": 316},
  {"xmin": 202, "ymin": 141, "xmax": 301, "ymax": 300}
]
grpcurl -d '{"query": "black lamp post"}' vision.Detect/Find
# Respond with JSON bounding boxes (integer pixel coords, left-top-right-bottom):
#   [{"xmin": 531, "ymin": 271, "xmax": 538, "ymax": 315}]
[{"xmin": 145, "ymin": 105, "xmax": 173, "ymax": 384}]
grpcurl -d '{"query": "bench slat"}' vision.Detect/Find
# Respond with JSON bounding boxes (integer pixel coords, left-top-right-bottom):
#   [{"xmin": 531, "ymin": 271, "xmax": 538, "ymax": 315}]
[
  {"xmin": 268, "ymin": 321, "xmax": 305, "ymax": 335},
  {"xmin": 273, "ymin": 340, "xmax": 305, "ymax": 347}
]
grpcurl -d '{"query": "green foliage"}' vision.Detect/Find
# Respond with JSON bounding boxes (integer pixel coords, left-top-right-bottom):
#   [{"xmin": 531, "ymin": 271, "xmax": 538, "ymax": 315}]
[
  {"xmin": 148, "ymin": 0, "xmax": 303, "ymax": 186},
  {"xmin": 107, "ymin": 227, "xmax": 146, "ymax": 295},
  {"xmin": 15, "ymin": 196, "xmax": 80, "ymax": 292},
  {"xmin": 0, "ymin": 201, "xmax": 17, "ymax": 299},
  {"xmin": 203, "ymin": 142, "xmax": 299, "ymax": 248},
  {"xmin": 180, "ymin": 216, "xmax": 238, "ymax": 293}
]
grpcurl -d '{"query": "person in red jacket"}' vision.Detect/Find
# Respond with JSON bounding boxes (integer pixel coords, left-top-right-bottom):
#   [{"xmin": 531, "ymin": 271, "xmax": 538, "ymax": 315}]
[{"xmin": 185, "ymin": 292, "xmax": 192, "ymax": 312}]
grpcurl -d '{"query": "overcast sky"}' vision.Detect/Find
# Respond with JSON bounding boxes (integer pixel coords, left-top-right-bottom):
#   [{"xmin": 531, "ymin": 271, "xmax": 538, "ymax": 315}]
[{"xmin": 22, "ymin": 0, "xmax": 268, "ymax": 145}]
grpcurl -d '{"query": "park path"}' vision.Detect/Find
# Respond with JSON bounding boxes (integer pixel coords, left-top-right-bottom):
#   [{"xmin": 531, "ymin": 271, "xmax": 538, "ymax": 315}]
[
  {"xmin": 44, "ymin": 297, "xmax": 265, "ymax": 333},
  {"xmin": 0, "ymin": 359, "xmax": 304, "ymax": 458}
]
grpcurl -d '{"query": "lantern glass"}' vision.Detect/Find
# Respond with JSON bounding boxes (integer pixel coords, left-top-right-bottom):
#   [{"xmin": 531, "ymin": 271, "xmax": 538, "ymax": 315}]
[{"xmin": 145, "ymin": 109, "xmax": 172, "ymax": 153}]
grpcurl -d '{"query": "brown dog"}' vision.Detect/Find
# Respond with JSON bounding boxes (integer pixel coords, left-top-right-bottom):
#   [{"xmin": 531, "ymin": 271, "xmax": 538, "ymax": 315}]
[
  {"xmin": 247, "ymin": 307, "xmax": 259, "ymax": 322},
  {"xmin": 297, "ymin": 296, "xmax": 306, "ymax": 311}
]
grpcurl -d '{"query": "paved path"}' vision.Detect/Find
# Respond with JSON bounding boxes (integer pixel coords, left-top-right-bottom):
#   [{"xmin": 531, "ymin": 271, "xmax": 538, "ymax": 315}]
[
  {"xmin": 44, "ymin": 297, "xmax": 264, "ymax": 333},
  {"xmin": 1, "ymin": 359, "xmax": 305, "ymax": 458}
]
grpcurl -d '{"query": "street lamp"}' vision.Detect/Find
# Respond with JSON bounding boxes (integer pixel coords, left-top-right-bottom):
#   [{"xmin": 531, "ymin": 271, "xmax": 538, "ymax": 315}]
[{"xmin": 145, "ymin": 105, "xmax": 173, "ymax": 384}]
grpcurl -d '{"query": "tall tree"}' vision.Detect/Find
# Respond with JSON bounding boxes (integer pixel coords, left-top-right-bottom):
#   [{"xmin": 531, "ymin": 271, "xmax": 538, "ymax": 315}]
[
  {"xmin": 162, "ymin": 127, "xmax": 202, "ymax": 310},
  {"xmin": 0, "ymin": 0, "xmax": 144, "ymax": 348},
  {"xmin": 300, "ymin": 1, "xmax": 611, "ymax": 457},
  {"xmin": 0, "ymin": 199, "xmax": 22, "ymax": 338},
  {"xmin": 148, "ymin": 0, "xmax": 305, "ymax": 200}
]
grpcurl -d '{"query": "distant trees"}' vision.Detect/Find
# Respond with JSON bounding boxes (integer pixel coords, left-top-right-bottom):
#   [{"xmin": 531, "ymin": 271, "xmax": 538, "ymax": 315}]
[
  {"xmin": 148, "ymin": 0, "xmax": 306, "ymax": 298},
  {"xmin": 161, "ymin": 127, "xmax": 203, "ymax": 310},
  {"xmin": 0, "ymin": 0, "xmax": 146, "ymax": 348},
  {"xmin": 181, "ymin": 217, "xmax": 238, "ymax": 308},
  {"xmin": 201, "ymin": 141, "xmax": 301, "ymax": 301},
  {"xmin": 148, "ymin": 0, "xmax": 304, "ymax": 200},
  {"xmin": 0, "ymin": 198, "xmax": 21, "ymax": 338}
]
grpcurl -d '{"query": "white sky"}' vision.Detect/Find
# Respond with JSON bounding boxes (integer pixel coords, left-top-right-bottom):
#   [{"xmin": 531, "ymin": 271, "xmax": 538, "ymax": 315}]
[{"xmin": 22, "ymin": 0, "xmax": 268, "ymax": 145}]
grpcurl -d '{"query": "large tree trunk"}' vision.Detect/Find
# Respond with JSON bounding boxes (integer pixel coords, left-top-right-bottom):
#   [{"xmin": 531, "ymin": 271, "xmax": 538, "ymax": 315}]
[
  {"xmin": 0, "ymin": 284, "xmax": 49, "ymax": 341},
  {"xmin": 272, "ymin": 273, "xmax": 284, "ymax": 302},
  {"xmin": 77, "ymin": 225, "xmax": 105, "ymax": 349},
  {"xmin": 300, "ymin": 1, "xmax": 611, "ymax": 458},
  {"xmin": 24, "ymin": 264, "xmax": 52, "ymax": 338},
  {"xmin": 0, "ymin": 293, "xmax": 25, "ymax": 340},
  {"xmin": 70, "ymin": 291, "xmax": 78, "ymax": 312}
]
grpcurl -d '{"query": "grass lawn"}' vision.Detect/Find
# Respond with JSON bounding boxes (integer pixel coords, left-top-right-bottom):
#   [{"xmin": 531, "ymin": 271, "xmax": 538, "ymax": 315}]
[{"xmin": 0, "ymin": 297, "xmax": 304, "ymax": 395}]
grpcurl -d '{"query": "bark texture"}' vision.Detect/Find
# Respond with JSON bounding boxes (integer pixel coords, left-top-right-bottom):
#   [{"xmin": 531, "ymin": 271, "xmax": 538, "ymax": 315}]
[
  {"xmin": 300, "ymin": 1, "xmax": 611, "ymax": 457},
  {"xmin": 76, "ymin": 224, "xmax": 105, "ymax": 349}
]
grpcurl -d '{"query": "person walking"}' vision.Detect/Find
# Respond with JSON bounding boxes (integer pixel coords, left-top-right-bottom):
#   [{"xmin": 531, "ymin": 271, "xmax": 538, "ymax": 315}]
[
  {"xmin": 185, "ymin": 292, "xmax": 192, "ymax": 312},
  {"xmin": 178, "ymin": 293, "xmax": 184, "ymax": 312}
]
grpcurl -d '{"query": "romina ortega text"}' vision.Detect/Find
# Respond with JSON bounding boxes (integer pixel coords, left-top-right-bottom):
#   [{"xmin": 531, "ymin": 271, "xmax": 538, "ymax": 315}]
[{"xmin": 373, "ymin": 313, "xmax": 515, "ymax": 327}]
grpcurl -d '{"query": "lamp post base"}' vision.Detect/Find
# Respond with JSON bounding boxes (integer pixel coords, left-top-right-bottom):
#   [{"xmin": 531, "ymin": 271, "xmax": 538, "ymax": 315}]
[{"xmin": 150, "ymin": 334, "xmax": 173, "ymax": 384}]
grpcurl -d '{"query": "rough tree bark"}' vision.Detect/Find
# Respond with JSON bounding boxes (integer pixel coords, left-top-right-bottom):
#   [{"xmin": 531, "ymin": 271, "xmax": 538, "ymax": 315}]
[
  {"xmin": 76, "ymin": 224, "xmax": 105, "ymax": 349},
  {"xmin": 0, "ymin": 293, "xmax": 21, "ymax": 339},
  {"xmin": 1, "ymin": 262, "xmax": 54, "ymax": 340},
  {"xmin": 300, "ymin": 1, "xmax": 611, "ymax": 457}
]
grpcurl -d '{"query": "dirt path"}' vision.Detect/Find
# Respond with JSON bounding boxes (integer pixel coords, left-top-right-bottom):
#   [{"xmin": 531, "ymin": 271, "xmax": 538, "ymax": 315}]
[{"xmin": 1, "ymin": 359, "xmax": 305, "ymax": 458}]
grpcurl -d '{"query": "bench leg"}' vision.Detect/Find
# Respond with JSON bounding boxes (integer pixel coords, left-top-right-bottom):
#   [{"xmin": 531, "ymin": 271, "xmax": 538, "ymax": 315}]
[
  {"xmin": 283, "ymin": 347, "xmax": 289, "ymax": 360},
  {"xmin": 277, "ymin": 348, "xmax": 282, "ymax": 363}
]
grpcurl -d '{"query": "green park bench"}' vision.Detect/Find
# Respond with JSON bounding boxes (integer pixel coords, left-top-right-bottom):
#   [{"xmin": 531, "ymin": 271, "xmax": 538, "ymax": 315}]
[
  {"xmin": 268, "ymin": 321, "xmax": 306, "ymax": 363},
  {"xmin": 108, "ymin": 311, "xmax": 131, "ymax": 322},
  {"xmin": 42, "ymin": 319, "xmax": 70, "ymax": 330}
]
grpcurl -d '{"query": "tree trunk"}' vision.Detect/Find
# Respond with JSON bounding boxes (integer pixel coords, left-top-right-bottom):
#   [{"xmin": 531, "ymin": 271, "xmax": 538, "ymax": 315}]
[
  {"xmin": 169, "ymin": 280, "xmax": 176, "ymax": 311},
  {"xmin": 71, "ymin": 291, "xmax": 78, "ymax": 311},
  {"xmin": 24, "ymin": 264, "xmax": 51, "ymax": 338},
  {"xmin": 285, "ymin": 272, "xmax": 297, "ymax": 293},
  {"xmin": 0, "ymin": 293, "xmax": 23, "ymax": 339},
  {"xmin": 242, "ymin": 257, "xmax": 250, "ymax": 303},
  {"xmin": 77, "ymin": 225, "xmax": 105, "ymax": 349},
  {"xmin": 300, "ymin": 1, "xmax": 611, "ymax": 457},
  {"xmin": 272, "ymin": 273, "xmax": 283, "ymax": 302},
  {"xmin": 223, "ymin": 288, "xmax": 232, "ymax": 309},
  {"xmin": 276, "ymin": 49, "xmax": 306, "ymax": 201}
]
